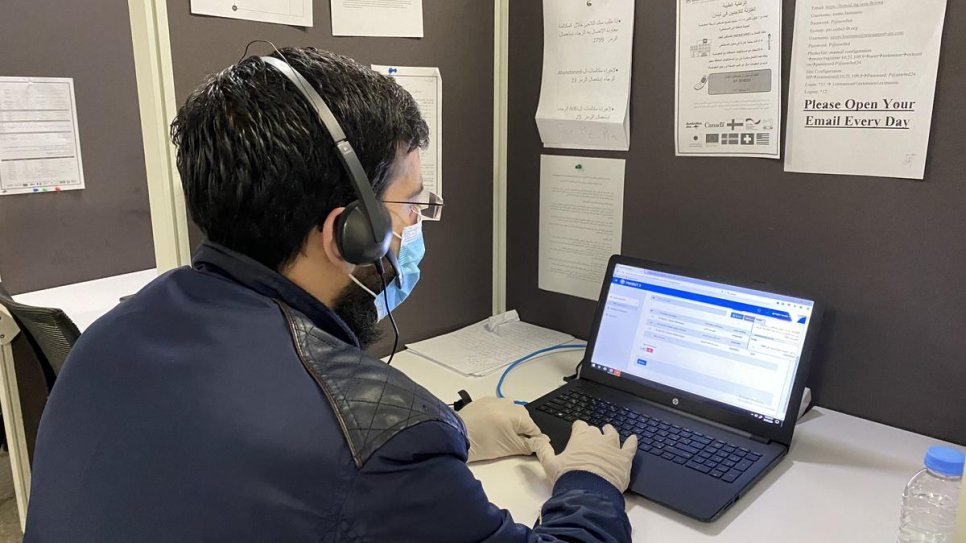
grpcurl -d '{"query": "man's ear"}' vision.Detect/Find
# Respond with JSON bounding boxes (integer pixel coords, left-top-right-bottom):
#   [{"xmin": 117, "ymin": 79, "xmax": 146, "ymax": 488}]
[{"xmin": 319, "ymin": 207, "xmax": 354, "ymax": 273}]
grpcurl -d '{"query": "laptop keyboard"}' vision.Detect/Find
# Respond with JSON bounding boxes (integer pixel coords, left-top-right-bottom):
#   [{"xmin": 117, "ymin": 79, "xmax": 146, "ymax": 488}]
[{"xmin": 536, "ymin": 389, "xmax": 763, "ymax": 483}]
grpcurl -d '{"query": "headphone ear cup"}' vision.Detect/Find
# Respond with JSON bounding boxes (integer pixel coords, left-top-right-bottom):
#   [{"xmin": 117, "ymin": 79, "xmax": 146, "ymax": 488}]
[{"xmin": 336, "ymin": 201, "xmax": 392, "ymax": 265}]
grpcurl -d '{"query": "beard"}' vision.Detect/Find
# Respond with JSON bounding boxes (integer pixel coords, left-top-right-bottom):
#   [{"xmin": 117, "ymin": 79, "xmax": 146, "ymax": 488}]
[{"xmin": 333, "ymin": 264, "xmax": 387, "ymax": 350}]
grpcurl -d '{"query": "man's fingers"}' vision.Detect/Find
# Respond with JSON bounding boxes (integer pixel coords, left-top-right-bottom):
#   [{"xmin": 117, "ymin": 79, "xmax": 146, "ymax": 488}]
[
  {"xmin": 621, "ymin": 434, "xmax": 638, "ymax": 458},
  {"xmin": 511, "ymin": 407, "xmax": 543, "ymax": 437},
  {"xmin": 601, "ymin": 424, "xmax": 620, "ymax": 447},
  {"xmin": 528, "ymin": 435, "xmax": 555, "ymax": 461}
]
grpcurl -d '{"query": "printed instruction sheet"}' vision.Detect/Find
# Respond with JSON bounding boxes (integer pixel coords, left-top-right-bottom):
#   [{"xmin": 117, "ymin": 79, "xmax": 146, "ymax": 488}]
[
  {"xmin": 371, "ymin": 65, "xmax": 441, "ymax": 201},
  {"xmin": 406, "ymin": 310, "xmax": 574, "ymax": 377},
  {"xmin": 784, "ymin": 0, "xmax": 948, "ymax": 179},
  {"xmin": 539, "ymin": 155, "xmax": 624, "ymax": 301},
  {"xmin": 331, "ymin": 0, "xmax": 423, "ymax": 37},
  {"xmin": 190, "ymin": 0, "xmax": 313, "ymax": 27},
  {"xmin": 535, "ymin": 0, "xmax": 634, "ymax": 151},
  {"xmin": 0, "ymin": 77, "xmax": 85, "ymax": 196},
  {"xmin": 675, "ymin": 0, "xmax": 782, "ymax": 158}
]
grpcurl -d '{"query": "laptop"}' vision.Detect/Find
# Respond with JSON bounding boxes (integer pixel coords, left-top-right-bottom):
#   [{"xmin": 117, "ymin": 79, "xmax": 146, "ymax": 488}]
[{"xmin": 527, "ymin": 255, "xmax": 823, "ymax": 522}]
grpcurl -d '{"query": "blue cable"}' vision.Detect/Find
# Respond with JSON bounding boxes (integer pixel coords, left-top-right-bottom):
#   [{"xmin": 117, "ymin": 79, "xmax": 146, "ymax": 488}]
[{"xmin": 496, "ymin": 344, "xmax": 587, "ymax": 405}]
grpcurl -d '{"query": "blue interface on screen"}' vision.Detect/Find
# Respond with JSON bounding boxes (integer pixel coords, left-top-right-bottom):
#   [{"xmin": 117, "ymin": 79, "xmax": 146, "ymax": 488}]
[{"xmin": 590, "ymin": 264, "xmax": 815, "ymax": 424}]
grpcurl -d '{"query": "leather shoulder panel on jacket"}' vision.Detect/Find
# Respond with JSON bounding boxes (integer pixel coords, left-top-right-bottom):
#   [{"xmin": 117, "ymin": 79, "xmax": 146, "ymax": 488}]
[{"xmin": 277, "ymin": 301, "xmax": 467, "ymax": 468}]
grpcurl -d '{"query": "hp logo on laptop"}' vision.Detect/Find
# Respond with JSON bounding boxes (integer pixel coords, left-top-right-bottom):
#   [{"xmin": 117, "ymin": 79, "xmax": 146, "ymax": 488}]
[{"xmin": 672, "ymin": 398, "xmax": 679, "ymax": 406}]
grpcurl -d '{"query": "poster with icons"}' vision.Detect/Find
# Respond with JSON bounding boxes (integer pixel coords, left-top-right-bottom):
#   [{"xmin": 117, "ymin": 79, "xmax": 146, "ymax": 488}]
[{"xmin": 674, "ymin": 0, "xmax": 782, "ymax": 158}]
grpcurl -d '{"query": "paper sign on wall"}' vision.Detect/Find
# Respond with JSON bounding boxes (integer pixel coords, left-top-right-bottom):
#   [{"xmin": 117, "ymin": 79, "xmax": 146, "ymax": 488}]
[
  {"xmin": 371, "ymin": 65, "xmax": 442, "ymax": 203},
  {"xmin": 190, "ymin": 0, "xmax": 313, "ymax": 27},
  {"xmin": 332, "ymin": 0, "xmax": 423, "ymax": 37},
  {"xmin": 784, "ymin": 0, "xmax": 947, "ymax": 179},
  {"xmin": 539, "ymin": 155, "xmax": 625, "ymax": 300},
  {"xmin": 535, "ymin": 0, "xmax": 635, "ymax": 151},
  {"xmin": 675, "ymin": 0, "xmax": 782, "ymax": 158},
  {"xmin": 0, "ymin": 77, "xmax": 85, "ymax": 196}
]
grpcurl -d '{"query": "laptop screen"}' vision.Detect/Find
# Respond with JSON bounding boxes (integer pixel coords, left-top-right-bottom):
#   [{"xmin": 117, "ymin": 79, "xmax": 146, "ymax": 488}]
[{"xmin": 589, "ymin": 264, "xmax": 816, "ymax": 426}]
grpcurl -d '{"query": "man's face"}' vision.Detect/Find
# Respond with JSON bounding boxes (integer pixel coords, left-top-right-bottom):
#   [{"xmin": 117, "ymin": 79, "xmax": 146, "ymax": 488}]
[
  {"xmin": 380, "ymin": 150, "xmax": 424, "ymax": 248},
  {"xmin": 333, "ymin": 150, "xmax": 423, "ymax": 348}
]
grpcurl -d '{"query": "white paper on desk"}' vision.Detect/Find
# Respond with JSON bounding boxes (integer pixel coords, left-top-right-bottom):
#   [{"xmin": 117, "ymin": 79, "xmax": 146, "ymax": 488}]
[
  {"xmin": 784, "ymin": 0, "xmax": 947, "ymax": 180},
  {"xmin": 406, "ymin": 310, "xmax": 573, "ymax": 377},
  {"xmin": 539, "ymin": 155, "xmax": 624, "ymax": 301},
  {"xmin": 675, "ymin": 0, "xmax": 782, "ymax": 158},
  {"xmin": 190, "ymin": 0, "xmax": 313, "ymax": 27},
  {"xmin": 535, "ymin": 0, "xmax": 634, "ymax": 151},
  {"xmin": 371, "ymin": 65, "xmax": 441, "ymax": 201},
  {"xmin": 331, "ymin": 0, "xmax": 423, "ymax": 37},
  {"xmin": 0, "ymin": 77, "xmax": 85, "ymax": 196}
]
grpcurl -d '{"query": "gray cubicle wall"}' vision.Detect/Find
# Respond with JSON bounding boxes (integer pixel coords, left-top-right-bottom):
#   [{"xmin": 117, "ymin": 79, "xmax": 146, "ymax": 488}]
[
  {"xmin": 166, "ymin": 1, "xmax": 494, "ymax": 355},
  {"xmin": 0, "ymin": 0, "xmax": 156, "ymax": 295},
  {"xmin": 506, "ymin": 1, "xmax": 966, "ymax": 444}
]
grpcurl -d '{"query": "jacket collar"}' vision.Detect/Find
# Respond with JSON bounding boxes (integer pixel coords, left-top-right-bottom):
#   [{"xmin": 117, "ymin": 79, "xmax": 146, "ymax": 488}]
[{"xmin": 192, "ymin": 241, "xmax": 359, "ymax": 348}]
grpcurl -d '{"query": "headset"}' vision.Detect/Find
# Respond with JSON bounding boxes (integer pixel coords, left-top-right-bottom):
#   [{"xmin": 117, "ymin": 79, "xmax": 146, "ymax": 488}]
[{"xmin": 259, "ymin": 54, "xmax": 398, "ymax": 278}]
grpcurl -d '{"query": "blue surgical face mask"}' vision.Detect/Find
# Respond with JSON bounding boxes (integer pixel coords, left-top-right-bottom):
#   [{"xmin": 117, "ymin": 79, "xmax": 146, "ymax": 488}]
[{"xmin": 348, "ymin": 217, "xmax": 425, "ymax": 321}]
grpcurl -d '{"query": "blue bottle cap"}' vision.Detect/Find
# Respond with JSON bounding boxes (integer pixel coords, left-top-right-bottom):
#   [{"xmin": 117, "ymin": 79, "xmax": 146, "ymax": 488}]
[{"xmin": 924, "ymin": 446, "xmax": 965, "ymax": 477}]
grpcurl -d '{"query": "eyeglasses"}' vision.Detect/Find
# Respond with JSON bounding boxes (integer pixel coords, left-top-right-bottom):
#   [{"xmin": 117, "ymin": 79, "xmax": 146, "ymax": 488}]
[{"xmin": 381, "ymin": 189, "xmax": 444, "ymax": 221}]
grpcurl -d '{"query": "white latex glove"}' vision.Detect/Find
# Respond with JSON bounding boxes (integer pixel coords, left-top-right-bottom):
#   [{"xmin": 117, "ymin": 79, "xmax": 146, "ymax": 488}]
[
  {"xmin": 458, "ymin": 397, "xmax": 544, "ymax": 463},
  {"xmin": 529, "ymin": 420, "xmax": 638, "ymax": 492}
]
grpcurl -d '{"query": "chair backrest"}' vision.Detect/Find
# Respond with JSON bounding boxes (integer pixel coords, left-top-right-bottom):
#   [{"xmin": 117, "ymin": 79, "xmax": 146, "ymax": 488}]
[
  {"xmin": 0, "ymin": 291, "xmax": 80, "ymax": 380},
  {"xmin": 0, "ymin": 289, "xmax": 81, "ymax": 465}
]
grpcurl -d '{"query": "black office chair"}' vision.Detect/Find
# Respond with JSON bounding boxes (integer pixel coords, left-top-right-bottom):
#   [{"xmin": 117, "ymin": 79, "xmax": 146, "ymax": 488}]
[{"xmin": 0, "ymin": 287, "xmax": 80, "ymax": 462}]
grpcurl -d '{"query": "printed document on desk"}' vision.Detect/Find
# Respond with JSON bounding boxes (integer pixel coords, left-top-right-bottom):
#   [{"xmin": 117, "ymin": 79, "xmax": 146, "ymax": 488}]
[
  {"xmin": 675, "ymin": 0, "xmax": 782, "ymax": 158},
  {"xmin": 535, "ymin": 0, "xmax": 634, "ymax": 151},
  {"xmin": 405, "ymin": 311, "xmax": 573, "ymax": 377},
  {"xmin": 784, "ymin": 0, "xmax": 947, "ymax": 179},
  {"xmin": 372, "ymin": 65, "xmax": 441, "ymax": 201}
]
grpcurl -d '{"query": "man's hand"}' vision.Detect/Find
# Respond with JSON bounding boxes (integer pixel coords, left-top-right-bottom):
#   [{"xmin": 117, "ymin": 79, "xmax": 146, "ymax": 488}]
[
  {"xmin": 529, "ymin": 421, "xmax": 637, "ymax": 492},
  {"xmin": 458, "ymin": 397, "xmax": 545, "ymax": 463}
]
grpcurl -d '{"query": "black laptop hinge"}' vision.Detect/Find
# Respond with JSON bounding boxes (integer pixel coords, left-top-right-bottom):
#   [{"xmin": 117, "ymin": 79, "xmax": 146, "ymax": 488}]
[{"xmin": 749, "ymin": 434, "xmax": 770, "ymax": 444}]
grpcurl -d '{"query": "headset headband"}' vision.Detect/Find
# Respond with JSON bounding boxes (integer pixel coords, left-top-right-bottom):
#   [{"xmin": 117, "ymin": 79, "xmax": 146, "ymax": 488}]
[{"xmin": 259, "ymin": 56, "xmax": 392, "ymax": 245}]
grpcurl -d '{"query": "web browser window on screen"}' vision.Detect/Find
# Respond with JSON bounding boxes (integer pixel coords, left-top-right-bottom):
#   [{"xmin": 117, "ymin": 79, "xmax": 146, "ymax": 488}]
[{"xmin": 591, "ymin": 264, "xmax": 815, "ymax": 425}]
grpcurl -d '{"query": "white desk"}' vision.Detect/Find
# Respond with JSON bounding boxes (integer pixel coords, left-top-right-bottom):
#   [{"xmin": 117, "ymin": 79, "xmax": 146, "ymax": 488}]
[
  {"xmin": 13, "ymin": 269, "xmax": 158, "ymax": 332},
  {"xmin": 390, "ymin": 348, "xmax": 960, "ymax": 542}
]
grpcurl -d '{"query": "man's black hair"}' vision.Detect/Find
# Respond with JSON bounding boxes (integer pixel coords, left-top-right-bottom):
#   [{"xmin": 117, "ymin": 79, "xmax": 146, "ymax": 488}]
[{"xmin": 171, "ymin": 47, "xmax": 429, "ymax": 271}]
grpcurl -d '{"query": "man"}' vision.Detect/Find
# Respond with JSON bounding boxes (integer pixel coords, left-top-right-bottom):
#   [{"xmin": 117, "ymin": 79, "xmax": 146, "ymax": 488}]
[{"xmin": 25, "ymin": 48, "xmax": 636, "ymax": 542}]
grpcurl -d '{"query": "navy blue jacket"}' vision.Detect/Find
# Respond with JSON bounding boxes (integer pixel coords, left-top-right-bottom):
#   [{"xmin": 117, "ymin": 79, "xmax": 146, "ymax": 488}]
[{"xmin": 25, "ymin": 242, "xmax": 631, "ymax": 542}]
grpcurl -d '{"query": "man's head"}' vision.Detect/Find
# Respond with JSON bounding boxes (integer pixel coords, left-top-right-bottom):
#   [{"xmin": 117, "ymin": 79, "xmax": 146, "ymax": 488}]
[{"xmin": 171, "ymin": 47, "xmax": 429, "ymax": 347}]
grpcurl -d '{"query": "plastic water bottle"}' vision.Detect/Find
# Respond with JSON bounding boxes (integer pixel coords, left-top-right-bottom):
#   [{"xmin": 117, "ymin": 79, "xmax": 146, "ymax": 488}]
[
  {"xmin": 956, "ymin": 483, "xmax": 966, "ymax": 542},
  {"xmin": 897, "ymin": 446, "xmax": 965, "ymax": 542}
]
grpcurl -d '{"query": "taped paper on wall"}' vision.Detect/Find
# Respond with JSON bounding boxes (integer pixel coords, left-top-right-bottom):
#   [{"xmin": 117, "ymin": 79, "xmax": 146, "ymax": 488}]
[
  {"xmin": 190, "ymin": 0, "xmax": 313, "ymax": 27},
  {"xmin": 535, "ymin": 0, "xmax": 634, "ymax": 151},
  {"xmin": 784, "ymin": 0, "xmax": 947, "ymax": 179},
  {"xmin": 371, "ymin": 65, "xmax": 441, "ymax": 201},
  {"xmin": 0, "ymin": 77, "xmax": 85, "ymax": 196},
  {"xmin": 331, "ymin": 0, "xmax": 423, "ymax": 37},
  {"xmin": 539, "ymin": 155, "xmax": 624, "ymax": 301},
  {"xmin": 675, "ymin": 0, "xmax": 782, "ymax": 158}
]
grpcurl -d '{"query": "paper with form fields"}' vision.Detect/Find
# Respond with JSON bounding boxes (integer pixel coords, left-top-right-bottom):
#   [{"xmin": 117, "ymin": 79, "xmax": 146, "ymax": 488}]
[
  {"xmin": 331, "ymin": 0, "xmax": 423, "ymax": 37},
  {"xmin": 371, "ymin": 65, "xmax": 441, "ymax": 201},
  {"xmin": 784, "ymin": 0, "xmax": 947, "ymax": 179},
  {"xmin": 405, "ymin": 311, "xmax": 573, "ymax": 377},
  {"xmin": 190, "ymin": 0, "xmax": 313, "ymax": 27},
  {"xmin": 0, "ymin": 77, "xmax": 85, "ymax": 196},
  {"xmin": 535, "ymin": 0, "xmax": 634, "ymax": 151},
  {"xmin": 539, "ymin": 155, "xmax": 624, "ymax": 301},
  {"xmin": 675, "ymin": 0, "xmax": 782, "ymax": 158}
]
